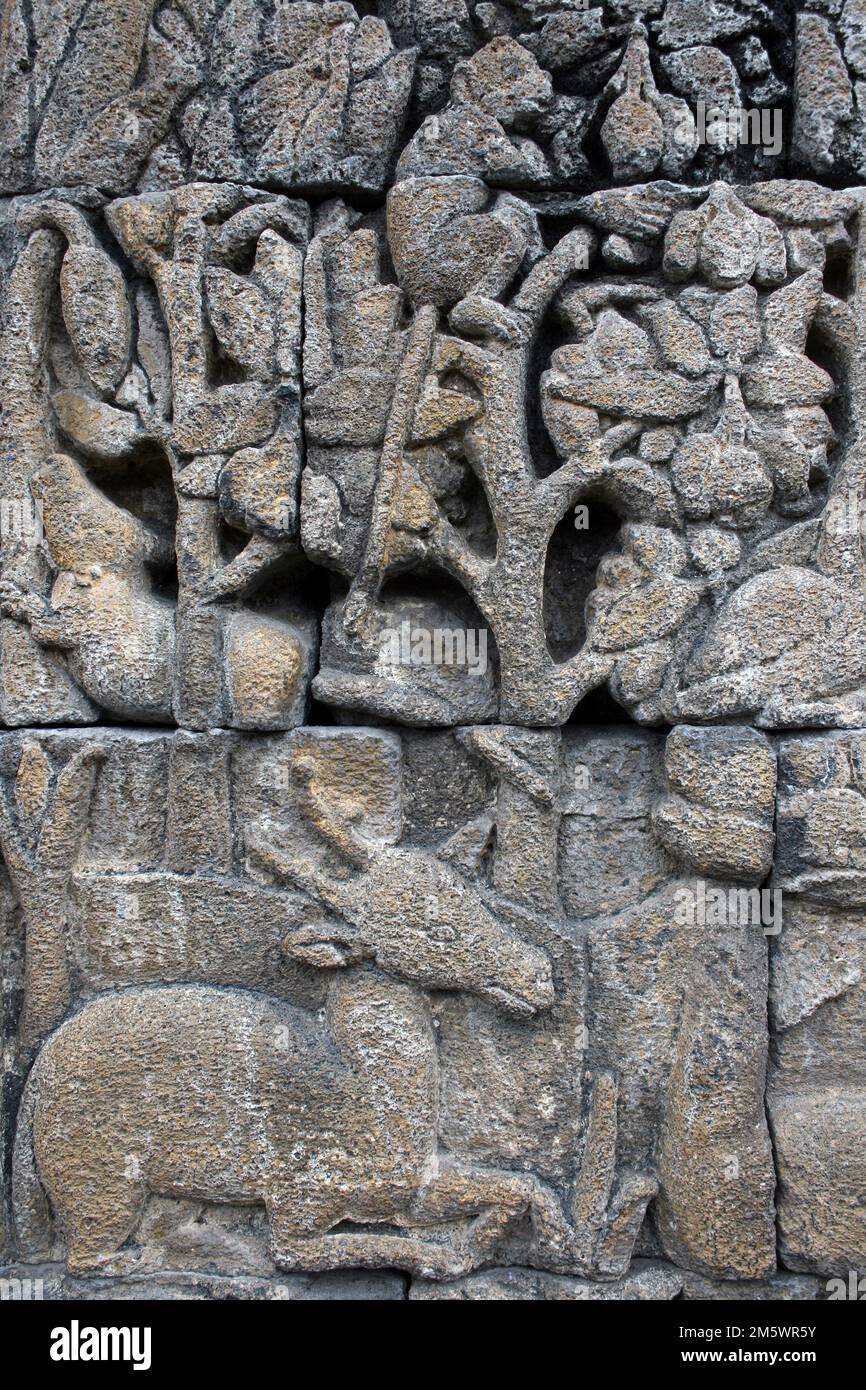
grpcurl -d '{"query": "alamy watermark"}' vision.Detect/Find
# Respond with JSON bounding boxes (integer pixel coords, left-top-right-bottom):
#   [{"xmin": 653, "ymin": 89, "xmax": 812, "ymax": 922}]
[
  {"xmin": 1, "ymin": 1275, "xmax": 44, "ymax": 1299},
  {"xmin": 826, "ymin": 1270, "xmax": 866, "ymax": 1299},
  {"xmin": 825, "ymin": 486, "xmax": 866, "ymax": 539},
  {"xmin": 0, "ymin": 496, "xmax": 43, "ymax": 545},
  {"xmin": 674, "ymin": 101, "xmax": 782, "ymax": 156},
  {"xmin": 50, "ymin": 1321, "xmax": 152, "ymax": 1371},
  {"xmin": 379, "ymin": 621, "xmax": 488, "ymax": 677},
  {"xmin": 674, "ymin": 880, "xmax": 782, "ymax": 935}
]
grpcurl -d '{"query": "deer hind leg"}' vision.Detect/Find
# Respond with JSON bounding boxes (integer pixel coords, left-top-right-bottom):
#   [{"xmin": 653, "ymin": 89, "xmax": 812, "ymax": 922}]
[
  {"xmin": 267, "ymin": 1196, "xmax": 472, "ymax": 1279},
  {"xmin": 420, "ymin": 1161, "xmax": 654, "ymax": 1281}
]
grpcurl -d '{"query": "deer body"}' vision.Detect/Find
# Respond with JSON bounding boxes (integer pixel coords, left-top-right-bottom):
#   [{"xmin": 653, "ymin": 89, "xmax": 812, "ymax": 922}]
[
  {"xmin": 14, "ymin": 976, "xmax": 442, "ymax": 1273},
  {"xmin": 14, "ymin": 759, "xmax": 656, "ymax": 1281}
]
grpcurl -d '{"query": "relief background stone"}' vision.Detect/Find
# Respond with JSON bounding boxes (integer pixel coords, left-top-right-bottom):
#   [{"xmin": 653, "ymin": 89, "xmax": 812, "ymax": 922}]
[{"xmin": 1, "ymin": 0, "xmax": 864, "ymax": 1304}]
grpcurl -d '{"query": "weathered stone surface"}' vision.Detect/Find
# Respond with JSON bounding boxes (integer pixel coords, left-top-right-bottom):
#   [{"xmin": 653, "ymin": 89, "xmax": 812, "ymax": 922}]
[
  {"xmin": 296, "ymin": 177, "xmax": 862, "ymax": 728},
  {"xmin": 3, "ymin": 172, "xmax": 866, "ymax": 729},
  {"xmin": 0, "ymin": 2, "xmax": 415, "ymax": 197},
  {"xmin": 679, "ymin": 1270, "xmax": 825, "ymax": 1301},
  {"xmin": 771, "ymin": 1089, "xmax": 866, "ymax": 1276},
  {"xmin": 769, "ymin": 731, "xmax": 866, "ymax": 1277},
  {"xmin": 0, "ymin": 186, "xmax": 316, "ymax": 728},
  {"xmin": 653, "ymin": 912, "xmax": 776, "ymax": 1280},
  {"xmin": 653, "ymin": 725, "xmax": 776, "ymax": 881},
  {"xmin": 0, "ymin": 1262, "xmax": 407, "ymax": 1300},
  {"xmin": 0, "ymin": 725, "xmax": 782, "ymax": 1289},
  {"xmin": 775, "ymin": 730, "xmax": 866, "ymax": 906},
  {"xmin": 409, "ymin": 1260, "xmax": 684, "ymax": 1300},
  {"xmin": 1, "ymin": 0, "xmax": 865, "ymax": 1308},
  {"xmin": 9, "ymin": 3, "xmax": 866, "ymax": 198}
]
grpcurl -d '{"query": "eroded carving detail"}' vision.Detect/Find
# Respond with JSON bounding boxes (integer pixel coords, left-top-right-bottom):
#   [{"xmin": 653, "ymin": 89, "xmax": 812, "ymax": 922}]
[
  {"xmin": 2, "ymin": 727, "xmax": 679, "ymax": 1282},
  {"xmin": 1, "ymin": 0, "xmax": 864, "ymax": 1306},
  {"xmin": 0, "ymin": 186, "xmax": 317, "ymax": 729}
]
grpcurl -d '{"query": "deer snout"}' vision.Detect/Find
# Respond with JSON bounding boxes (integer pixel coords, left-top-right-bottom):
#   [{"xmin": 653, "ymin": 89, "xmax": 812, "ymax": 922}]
[
  {"xmin": 485, "ymin": 947, "xmax": 554, "ymax": 1018},
  {"xmin": 524, "ymin": 956, "xmax": 555, "ymax": 1014}
]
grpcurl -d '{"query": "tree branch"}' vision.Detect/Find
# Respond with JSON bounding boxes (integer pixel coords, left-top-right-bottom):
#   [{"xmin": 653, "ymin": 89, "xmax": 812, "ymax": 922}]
[
  {"xmin": 343, "ymin": 304, "xmax": 438, "ymax": 636},
  {"xmin": 538, "ymin": 441, "xmax": 606, "ymax": 517},
  {"xmin": 429, "ymin": 514, "xmax": 492, "ymax": 592},
  {"xmin": 197, "ymin": 535, "xmax": 296, "ymax": 602},
  {"xmin": 509, "ymin": 228, "xmax": 594, "ymax": 329}
]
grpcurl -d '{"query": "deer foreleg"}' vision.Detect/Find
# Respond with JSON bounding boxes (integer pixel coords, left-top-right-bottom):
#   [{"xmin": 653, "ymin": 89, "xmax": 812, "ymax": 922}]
[
  {"xmin": 409, "ymin": 1164, "xmax": 571, "ymax": 1276},
  {"xmin": 526, "ymin": 1071, "xmax": 657, "ymax": 1279},
  {"xmin": 270, "ymin": 1228, "xmax": 474, "ymax": 1280},
  {"xmin": 593, "ymin": 1171, "xmax": 658, "ymax": 1278},
  {"xmin": 270, "ymin": 1166, "xmax": 545, "ymax": 1280}
]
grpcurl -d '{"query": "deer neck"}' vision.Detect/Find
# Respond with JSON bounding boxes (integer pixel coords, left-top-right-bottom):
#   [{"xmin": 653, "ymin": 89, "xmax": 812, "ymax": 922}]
[{"xmin": 326, "ymin": 967, "xmax": 439, "ymax": 1120}]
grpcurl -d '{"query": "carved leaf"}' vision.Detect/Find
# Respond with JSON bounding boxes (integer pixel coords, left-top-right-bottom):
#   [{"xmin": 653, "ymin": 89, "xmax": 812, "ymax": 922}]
[
  {"xmin": 51, "ymin": 389, "xmax": 144, "ymax": 461},
  {"xmin": 205, "ymin": 268, "xmax": 274, "ymax": 377},
  {"xmin": 593, "ymin": 577, "xmax": 700, "ymax": 651},
  {"xmin": 59, "ymin": 245, "xmax": 132, "ymax": 392}
]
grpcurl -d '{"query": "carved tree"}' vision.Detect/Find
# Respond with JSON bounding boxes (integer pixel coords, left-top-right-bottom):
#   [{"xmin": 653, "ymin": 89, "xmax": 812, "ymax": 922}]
[
  {"xmin": 0, "ymin": 741, "xmax": 104, "ymax": 1048},
  {"xmin": 0, "ymin": 186, "xmax": 317, "ymax": 730},
  {"xmin": 304, "ymin": 178, "xmax": 861, "ymax": 727}
]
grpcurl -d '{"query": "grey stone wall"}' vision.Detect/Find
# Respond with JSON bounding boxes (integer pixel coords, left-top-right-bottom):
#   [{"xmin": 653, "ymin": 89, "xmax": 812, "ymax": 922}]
[{"xmin": 0, "ymin": 0, "xmax": 862, "ymax": 1300}]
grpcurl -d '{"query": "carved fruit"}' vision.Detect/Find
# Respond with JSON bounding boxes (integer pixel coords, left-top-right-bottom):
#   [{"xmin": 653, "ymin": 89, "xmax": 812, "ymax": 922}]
[{"xmin": 601, "ymin": 89, "xmax": 664, "ymax": 180}]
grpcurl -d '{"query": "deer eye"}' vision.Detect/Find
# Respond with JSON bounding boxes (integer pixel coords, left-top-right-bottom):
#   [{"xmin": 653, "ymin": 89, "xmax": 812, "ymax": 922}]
[{"xmin": 429, "ymin": 923, "xmax": 456, "ymax": 942}]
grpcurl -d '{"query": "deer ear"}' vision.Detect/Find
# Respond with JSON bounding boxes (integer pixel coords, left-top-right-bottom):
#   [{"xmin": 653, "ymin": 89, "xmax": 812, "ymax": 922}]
[
  {"xmin": 282, "ymin": 923, "xmax": 371, "ymax": 970},
  {"xmin": 291, "ymin": 754, "xmax": 317, "ymax": 786}
]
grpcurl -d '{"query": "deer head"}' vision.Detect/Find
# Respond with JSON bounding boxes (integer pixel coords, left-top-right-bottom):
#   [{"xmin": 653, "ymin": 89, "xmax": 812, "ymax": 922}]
[{"xmin": 267, "ymin": 836, "xmax": 555, "ymax": 1019}]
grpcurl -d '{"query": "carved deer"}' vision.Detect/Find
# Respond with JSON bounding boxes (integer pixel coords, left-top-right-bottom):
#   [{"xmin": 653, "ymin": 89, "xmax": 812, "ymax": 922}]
[
  {"xmin": 240, "ymin": 755, "xmax": 656, "ymax": 1278},
  {"xmin": 13, "ymin": 754, "xmax": 653, "ymax": 1280},
  {"xmin": 13, "ymin": 828, "xmax": 563, "ymax": 1278}
]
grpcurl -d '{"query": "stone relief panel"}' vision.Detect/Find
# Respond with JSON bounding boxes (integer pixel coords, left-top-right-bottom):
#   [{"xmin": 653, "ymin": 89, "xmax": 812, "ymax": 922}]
[
  {"xmin": 0, "ymin": 725, "xmax": 783, "ymax": 1290},
  {"xmin": 0, "ymin": 0, "xmax": 864, "ymax": 1309},
  {"xmin": 9, "ymin": 2, "xmax": 866, "ymax": 198},
  {"xmin": 0, "ymin": 1, "xmax": 416, "ymax": 198},
  {"xmin": 305, "ymin": 177, "xmax": 866, "ymax": 728},
  {"xmin": 770, "ymin": 731, "xmax": 866, "ymax": 1278},
  {"xmin": 6, "ymin": 176, "xmax": 864, "ymax": 731}
]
